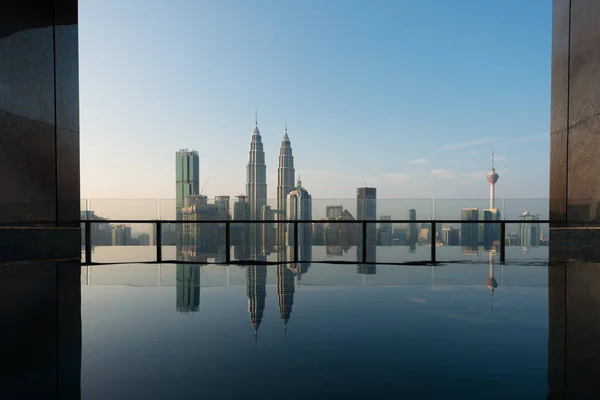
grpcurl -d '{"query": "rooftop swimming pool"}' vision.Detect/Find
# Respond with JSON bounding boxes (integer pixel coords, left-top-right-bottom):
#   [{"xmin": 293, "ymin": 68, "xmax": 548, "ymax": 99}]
[{"xmin": 81, "ymin": 261, "xmax": 552, "ymax": 399}]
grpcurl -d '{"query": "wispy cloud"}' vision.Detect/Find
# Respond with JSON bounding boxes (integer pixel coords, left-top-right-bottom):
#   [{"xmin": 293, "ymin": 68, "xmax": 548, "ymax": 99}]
[
  {"xmin": 408, "ymin": 158, "xmax": 428, "ymax": 164},
  {"xmin": 440, "ymin": 137, "xmax": 507, "ymax": 151},
  {"xmin": 507, "ymin": 133, "xmax": 547, "ymax": 144},
  {"xmin": 494, "ymin": 154, "xmax": 507, "ymax": 161},
  {"xmin": 430, "ymin": 169, "xmax": 458, "ymax": 179}
]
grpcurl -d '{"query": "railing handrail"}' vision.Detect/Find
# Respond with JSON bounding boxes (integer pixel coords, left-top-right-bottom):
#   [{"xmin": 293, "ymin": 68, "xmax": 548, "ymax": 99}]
[
  {"xmin": 78, "ymin": 219, "xmax": 552, "ymax": 224},
  {"xmin": 80, "ymin": 218, "xmax": 556, "ymax": 266}
]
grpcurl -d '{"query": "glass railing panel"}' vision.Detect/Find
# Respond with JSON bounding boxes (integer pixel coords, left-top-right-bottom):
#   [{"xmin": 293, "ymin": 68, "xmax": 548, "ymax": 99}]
[
  {"xmin": 87, "ymin": 198, "xmax": 159, "ymax": 220},
  {"xmin": 88, "ymin": 222, "xmax": 155, "ymax": 263},
  {"xmin": 310, "ymin": 221, "xmax": 359, "ymax": 263}
]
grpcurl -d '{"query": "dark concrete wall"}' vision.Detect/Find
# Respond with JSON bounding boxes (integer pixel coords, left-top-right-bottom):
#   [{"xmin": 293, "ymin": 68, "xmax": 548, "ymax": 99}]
[
  {"xmin": 0, "ymin": 0, "xmax": 80, "ymax": 262},
  {"xmin": 0, "ymin": 261, "xmax": 81, "ymax": 398},
  {"xmin": 550, "ymin": 0, "xmax": 600, "ymax": 261},
  {"xmin": 549, "ymin": 3, "xmax": 600, "ymax": 397},
  {"xmin": 547, "ymin": 260, "xmax": 600, "ymax": 398}
]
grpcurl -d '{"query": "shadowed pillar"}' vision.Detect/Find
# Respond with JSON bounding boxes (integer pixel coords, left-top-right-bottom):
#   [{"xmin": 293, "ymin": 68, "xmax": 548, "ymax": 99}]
[
  {"xmin": 0, "ymin": 0, "xmax": 80, "ymax": 263},
  {"xmin": 548, "ymin": 0, "xmax": 600, "ymax": 397}
]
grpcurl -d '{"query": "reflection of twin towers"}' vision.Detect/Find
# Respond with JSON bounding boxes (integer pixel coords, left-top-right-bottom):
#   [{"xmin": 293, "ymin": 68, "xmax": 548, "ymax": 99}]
[{"xmin": 176, "ymin": 248, "xmax": 309, "ymax": 334}]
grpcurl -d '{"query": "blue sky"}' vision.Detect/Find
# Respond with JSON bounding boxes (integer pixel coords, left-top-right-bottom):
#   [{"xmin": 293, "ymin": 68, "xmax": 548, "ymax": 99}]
[{"xmin": 79, "ymin": 0, "xmax": 551, "ymax": 201}]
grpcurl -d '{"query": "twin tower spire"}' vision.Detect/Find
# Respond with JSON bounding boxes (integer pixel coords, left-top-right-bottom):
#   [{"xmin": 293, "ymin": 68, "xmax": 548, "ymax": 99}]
[{"xmin": 246, "ymin": 113, "xmax": 296, "ymax": 222}]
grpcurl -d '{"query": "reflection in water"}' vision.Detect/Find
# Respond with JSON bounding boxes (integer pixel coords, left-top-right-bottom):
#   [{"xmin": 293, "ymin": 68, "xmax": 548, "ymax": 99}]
[
  {"xmin": 277, "ymin": 264, "xmax": 295, "ymax": 329},
  {"xmin": 176, "ymin": 264, "xmax": 200, "ymax": 313},
  {"xmin": 246, "ymin": 265, "xmax": 267, "ymax": 335},
  {"xmin": 486, "ymin": 251, "xmax": 498, "ymax": 310}
]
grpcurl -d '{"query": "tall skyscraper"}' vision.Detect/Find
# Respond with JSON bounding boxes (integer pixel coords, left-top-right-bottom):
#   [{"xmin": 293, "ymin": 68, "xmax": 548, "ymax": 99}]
[
  {"xmin": 214, "ymin": 196, "xmax": 230, "ymax": 220},
  {"xmin": 357, "ymin": 187, "xmax": 377, "ymax": 266},
  {"xmin": 486, "ymin": 150, "xmax": 499, "ymax": 210},
  {"xmin": 176, "ymin": 149, "xmax": 200, "ymax": 221},
  {"xmin": 246, "ymin": 115, "xmax": 267, "ymax": 222},
  {"xmin": 461, "ymin": 208, "xmax": 479, "ymax": 253},
  {"xmin": 407, "ymin": 209, "xmax": 417, "ymax": 245},
  {"xmin": 232, "ymin": 195, "xmax": 250, "ymax": 260},
  {"xmin": 277, "ymin": 122, "xmax": 295, "ymax": 244},
  {"xmin": 286, "ymin": 180, "xmax": 312, "ymax": 247},
  {"xmin": 519, "ymin": 211, "xmax": 540, "ymax": 247},
  {"xmin": 176, "ymin": 149, "xmax": 200, "ymax": 253},
  {"xmin": 483, "ymin": 208, "xmax": 501, "ymax": 250}
]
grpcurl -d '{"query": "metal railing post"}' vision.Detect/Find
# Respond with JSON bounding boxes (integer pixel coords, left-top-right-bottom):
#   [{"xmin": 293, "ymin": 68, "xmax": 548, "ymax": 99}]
[
  {"xmin": 431, "ymin": 221, "xmax": 436, "ymax": 264},
  {"xmin": 85, "ymin": 220, "xmax": 92, "ymax": 265},
  {"xmin": 156, "ymin": 221, "xmax": 162, "ymax": 262},
  {"xmin": 500, "ymin": 221, "xmax": 506, "ymax": 263},
  {"xmin": 362, "ymin": 221, "xmax": 367, "ymax": 263},
  {"xmin": 293, "ymin": 221, "xmax": 299, "ymax": 262},
  {"xmin": 225, "ymin": 221, "xmax": 231, "ymax": 263}
]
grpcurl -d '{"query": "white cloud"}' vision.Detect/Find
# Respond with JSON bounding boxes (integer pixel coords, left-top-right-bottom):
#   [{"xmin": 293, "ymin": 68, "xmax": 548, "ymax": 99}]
[
  {"xmin": 408, "ymin": 158, "xmax": 428, "ymax": 164},
  {"xmin": 430, "ymin": 169, "xmax": 458, "ymax": 179},
  {"xmin": 440, "ymin": 137, "xmax": 507, "ymax": 151},
  {"xmin": 494, "ymin": 155, "xmax": 507, "ymax": 161}
]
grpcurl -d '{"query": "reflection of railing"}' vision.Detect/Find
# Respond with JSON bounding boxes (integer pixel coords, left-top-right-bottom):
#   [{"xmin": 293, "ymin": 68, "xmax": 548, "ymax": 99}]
[{"xmin": 81, "ymin": 219, "xmax": 551, "ymax": 265}]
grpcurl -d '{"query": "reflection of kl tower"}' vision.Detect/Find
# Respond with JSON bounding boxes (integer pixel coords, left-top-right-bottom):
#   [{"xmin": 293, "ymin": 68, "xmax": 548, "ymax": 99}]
[
  {"xmin": 486, "ymin": 251, "xmax": 498, "ymax": 309},
  {"xmin": 486, "ymin": 150, "xmax": 499, "ymax": 209}
]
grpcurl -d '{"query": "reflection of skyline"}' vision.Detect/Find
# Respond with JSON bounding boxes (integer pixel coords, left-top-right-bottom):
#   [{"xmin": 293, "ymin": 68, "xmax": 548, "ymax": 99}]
[
  {"xmin": 176, "ymin": 264, "xmax": 200, "ymax": 313},
  {"xmin": 277, "ymin": 264, "xmax": 295, "ymax": 328},
  {"xmin": 246, "ymin": 265, "xmax": 267, "ymax": 335}
]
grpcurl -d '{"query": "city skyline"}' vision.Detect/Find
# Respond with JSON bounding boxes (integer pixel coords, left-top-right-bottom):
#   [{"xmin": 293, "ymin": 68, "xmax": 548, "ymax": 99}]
[{"xmin": 79, "ymin": 1, "xmax": 551, "ymax": 201}]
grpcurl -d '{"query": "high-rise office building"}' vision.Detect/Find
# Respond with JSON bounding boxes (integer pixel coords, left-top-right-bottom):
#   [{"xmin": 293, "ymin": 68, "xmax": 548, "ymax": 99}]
[
  {"xmin": 176, "ymin": 149, "xmax": 200, "ymax": 220},
  {"xmin": 181, "ymin": 195, "xmax": 219, "ymax": 251},
  {"xmin": 486, "ymin": 150, "xmax": 500, "ymax": 210},
  {"xmin": 442, "ymin": 226, "xmax": 459, "ymax": 246},
  {"xmin": 357, "ymin": 187, "xmax": 377, "ymax": 242},
  {"xmin": 246, "ymin": 115, "xmax": 267, "ymax": 222},
  {"xmin": 483, "ymin": 208, "xmax": 501, "ymax": 250},
  {"xmin": 461, "ymin": 208, "xmax": 479, "ymax": 252},
  {"xmin": 214, "ymin": 196, "xmax": 230, "ymax": 220},
  {"xmin": 407, "ymin": 209, "xmax": 418, "ymax": 245},
  {"xmin": 326, "ymin": 205, "xmax": 344, "ymax": 219},
  {"xmin": 176, "ymin": 149, "xmax": 200, "ymax": 252},
  {"xmin": 277, "ymin": 123, "xmax": 295, "ymax": 245},
  {"xmin": 232, "ymin": 195, "xmax": 251, "ymax": 260},
  {"xmin": 286, "ymin": 180, "xmax": 312, "ymax": 247},
  {"xmin": 519, "ymin": 211, "xmax": 540, "ymax": 247},
  {"xmin": 378, "ymin": 215, "xmax": 392, "ymax": 246},
  {"xmin": 357, "ymin": 187, "xmax": 377, "ymax": 266},
  {"xmin": 112, "ymin": 224, "xmax": 132, "ymax": 246}
]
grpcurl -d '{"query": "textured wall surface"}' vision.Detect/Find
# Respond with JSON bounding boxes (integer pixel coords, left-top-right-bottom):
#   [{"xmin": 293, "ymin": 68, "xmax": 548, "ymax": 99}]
[{"xmin": 0, "ymin": 0, "xmax": 80, "ymax": 262}]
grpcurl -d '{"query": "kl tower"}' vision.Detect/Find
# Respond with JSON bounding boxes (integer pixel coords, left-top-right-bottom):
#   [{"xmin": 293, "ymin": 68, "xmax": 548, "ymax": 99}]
[{"xmin": 486, "ymin": 150, "xmax": 499, "ymax": 209}]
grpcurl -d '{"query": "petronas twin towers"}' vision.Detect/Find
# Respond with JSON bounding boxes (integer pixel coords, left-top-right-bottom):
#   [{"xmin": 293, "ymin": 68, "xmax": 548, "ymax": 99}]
[{"xmin": 246, "ymin": 115, "xmax": 296, "ymax": 232}]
